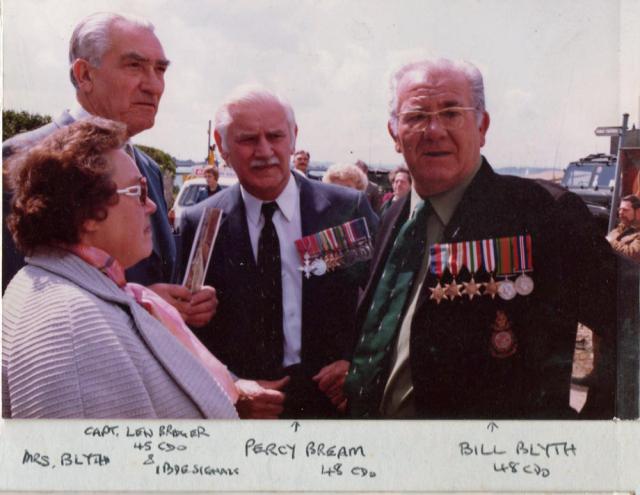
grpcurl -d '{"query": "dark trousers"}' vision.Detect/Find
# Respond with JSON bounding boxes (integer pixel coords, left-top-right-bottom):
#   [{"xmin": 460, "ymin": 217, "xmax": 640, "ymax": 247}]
[{"xmin": 280, "ymin": 364, "xmax": 343, "ymax": 419}]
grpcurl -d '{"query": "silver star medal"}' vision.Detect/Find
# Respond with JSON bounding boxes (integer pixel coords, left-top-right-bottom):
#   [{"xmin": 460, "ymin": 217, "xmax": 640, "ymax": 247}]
[{"xmin": 298, "ymin": 252, "xmax": 327, "ymax": 278}]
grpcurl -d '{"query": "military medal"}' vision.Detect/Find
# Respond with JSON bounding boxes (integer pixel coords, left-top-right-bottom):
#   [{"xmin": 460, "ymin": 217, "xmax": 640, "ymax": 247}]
[
  {"xmin": 323, "ymin": 252, "xmax": 342, "ymax": 271},
  {"xmin": 462, "ymin": 277, "xmax": 482, "ymax": 300},
  {"xmin": 429, "ymin": 244, "xmax": 450, "ymax": 303},
  {"xmin": 429, "ymin": 282, "xmax": 447, "ymax": 304},
  {"xmin": 515, "ymin": 274, "xmax": 534, "ymax": 295},
  {"xmin": 489, "ymin": 310, "xmax": 517, "ymax": 358},
  {"xmin": 497, "ymin": 278, "xmax": 517, "ymax": 300},
  {"xmin": 445, "ymin": 280, "xmax": 462, "ymax": 300},
  {"xmin": 310, "ymin": 257, "xmax": 327, "ymax": 276},
  {"xmin": 514, "ymin": 234, "xmax": 534, "ymax": 295},
  {"xmin": 295, "ymin": 217, "xmax": 373, "ymax": 276},
  {"xmin": 444, "ymin": 242, "xmax": 463, "ymax": 300},
  {"xmin": 495, "ymin": 235, "xmax": 526, "ymax": 300},
  {"xmin": 461, "ymin": 240, "xmax": 483, "ymax": 300},
  {"xmin": 484, "ymin": 276, "xmax": 500, "ymax": 299},
  {"xmin": 429, "ymin": 234, "xmax": 534, "ymax": 302},
  {"xmin": 298, "ymin": 252, "xmax": 314, "ymax": 279}
]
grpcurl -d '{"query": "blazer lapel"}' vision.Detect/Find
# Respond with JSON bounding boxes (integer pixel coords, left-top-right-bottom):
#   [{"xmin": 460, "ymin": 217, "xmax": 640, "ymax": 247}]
[
  {"xmin": 223, "ymin": 185, "xmax": 257, "ymax": 271},
  {"xmin": 297, "ymin": 174, "xmax": 332, "ymax": 236},
  {"xmin": 360, "ymin": 196, "xmax": 410, "ymax": 306}
]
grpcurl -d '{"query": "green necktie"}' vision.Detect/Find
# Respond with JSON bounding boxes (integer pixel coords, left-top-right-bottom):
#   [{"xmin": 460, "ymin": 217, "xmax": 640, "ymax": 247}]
[{"xmin": 345, "ymin": 200, "xmax": 430, "ymax": 418}]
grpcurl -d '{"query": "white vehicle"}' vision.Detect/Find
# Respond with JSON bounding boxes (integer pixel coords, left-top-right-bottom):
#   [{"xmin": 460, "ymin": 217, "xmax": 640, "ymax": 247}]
[{"xmin": 168, "ymin": 174, "xmax": 237, "ymax": 231}]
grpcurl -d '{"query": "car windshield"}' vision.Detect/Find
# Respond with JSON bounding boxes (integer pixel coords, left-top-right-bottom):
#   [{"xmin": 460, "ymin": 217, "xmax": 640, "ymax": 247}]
[
  {"xmin": 178, "ymin": 184, "xmax": 208, "ymax": 206},
  {"xmin": 563, "ymin": 165, "xmax": 595, "ymax": 188},
  {"xmin": 592, "ymin": 165, "xmax": 616, "ymax": 188}
]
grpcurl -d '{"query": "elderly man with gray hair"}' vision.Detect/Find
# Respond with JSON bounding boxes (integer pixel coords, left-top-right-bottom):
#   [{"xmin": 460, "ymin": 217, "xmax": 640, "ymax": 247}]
[
  {"xmin": 3, "ymin": 12, "xmax": 216, "ymax": 327},
  {"xmin": 345, "ymin": 57, "xmax": 617, "ymax": 419},
  {"xmin": 177, "ymin": 84, "xmax": 378, "ymax": 418}
]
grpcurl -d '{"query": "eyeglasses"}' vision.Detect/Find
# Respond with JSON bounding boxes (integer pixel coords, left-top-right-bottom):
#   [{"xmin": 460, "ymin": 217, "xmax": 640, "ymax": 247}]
[
  {"xmin": 398, "ymin": 106, "xmax": 477, "ymax": 131},
  {"xmin": 116, "ymin": 177, "xmax": 148, "ymax": 205}
]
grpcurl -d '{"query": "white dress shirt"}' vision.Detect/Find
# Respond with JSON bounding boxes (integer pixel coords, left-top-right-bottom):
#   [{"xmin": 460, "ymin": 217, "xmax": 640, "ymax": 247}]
[{"xmin": 240, "ymin": 174, "xmax": 303, "ymax": 367}]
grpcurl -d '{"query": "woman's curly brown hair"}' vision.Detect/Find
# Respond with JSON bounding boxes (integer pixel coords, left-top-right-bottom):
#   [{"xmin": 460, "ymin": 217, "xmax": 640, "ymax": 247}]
[{"xmin": 6, "ymin": 117, "xmax": 128, "ymax": 254}]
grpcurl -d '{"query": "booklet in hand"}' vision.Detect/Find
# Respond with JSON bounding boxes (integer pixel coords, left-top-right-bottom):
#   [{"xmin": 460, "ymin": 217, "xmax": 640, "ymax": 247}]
[{"xmin": 182, "ymin": 207, "xmax": 223, "ymax": 292}]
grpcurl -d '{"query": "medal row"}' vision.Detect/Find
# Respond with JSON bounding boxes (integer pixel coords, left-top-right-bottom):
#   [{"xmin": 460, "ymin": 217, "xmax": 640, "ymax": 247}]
[
  {"xmin": 429, "ymin": 273, "xmax": 534, "ymax": 304},
  {"xmin": 428, "ymin": 234, "xmax": 535, "ymax": 303},
  {"xmin": 295, "ymin": 217, "xmax": 374, "ymax": 278}
]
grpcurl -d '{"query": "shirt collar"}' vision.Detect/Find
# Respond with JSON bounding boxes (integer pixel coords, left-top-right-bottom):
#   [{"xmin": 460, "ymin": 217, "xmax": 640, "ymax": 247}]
[
  {"xmin": 69, "ymin": 103, "xmax": 92, "ymax": 121},
  {"xmin": 240, "ymin": 172, "xmax": 299, "ymax": 227},
  {"xmin": 410, "ymin": 156, "xmax": 483, "ymax": 225}
]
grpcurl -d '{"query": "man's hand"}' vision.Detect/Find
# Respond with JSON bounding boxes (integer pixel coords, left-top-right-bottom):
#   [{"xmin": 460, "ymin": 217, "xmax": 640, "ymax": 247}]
[
  {"xmin": 235, "ymin": 376, "xmax": 290, "ymax": 419},
  {"xmin": 312, "ymin": 359, "xmax": 350, "ymax": 408},
  {"xmin": 183, "ymin": 286, "xmax": 218, "ymax": 327},
  {"xmin": 148, "ymin": 283, "xmax": 193, "ymax": 318},
  {"xmin": 148, "ymin": 284, "xmax": 218, "ymax": 327}
]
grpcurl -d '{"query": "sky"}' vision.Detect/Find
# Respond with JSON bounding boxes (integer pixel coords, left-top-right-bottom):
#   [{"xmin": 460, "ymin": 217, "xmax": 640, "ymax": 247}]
[{"xmin": 2, "ymin": 0, "xmax": 639, "ymax": 171}]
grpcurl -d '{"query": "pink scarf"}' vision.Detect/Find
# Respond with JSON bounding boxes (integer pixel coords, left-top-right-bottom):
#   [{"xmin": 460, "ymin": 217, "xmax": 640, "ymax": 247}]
[{"xmin": 70, "ymin": 245, "xmax": 238, "ymax": 404}]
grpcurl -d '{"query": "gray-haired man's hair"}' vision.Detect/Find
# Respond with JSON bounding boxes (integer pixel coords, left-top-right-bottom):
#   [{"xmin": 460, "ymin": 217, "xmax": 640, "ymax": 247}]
[
  {"xmin": 214, "ymin": 84, "xmax": 297, "ymax": 153},
  {"xmin": 69, "ymin": 12, "xmax": 155, "ymax": 88},
  {"xmin": 388, "ymin": 58, "xmax": 486, "ymax": 136}
]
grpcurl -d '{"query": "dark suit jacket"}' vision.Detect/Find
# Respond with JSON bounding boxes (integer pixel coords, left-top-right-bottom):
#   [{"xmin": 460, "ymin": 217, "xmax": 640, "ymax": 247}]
[
  {"xmin": 353, "ymin": 159, "xmax": 617, "ymax": 419},
  {"xmin": 177, "ymin": 173, "xmax": 379, "ymax": 380},
  {"xmin": 2, "ymin": 110, "xmax": 176, "ymax": 291}
]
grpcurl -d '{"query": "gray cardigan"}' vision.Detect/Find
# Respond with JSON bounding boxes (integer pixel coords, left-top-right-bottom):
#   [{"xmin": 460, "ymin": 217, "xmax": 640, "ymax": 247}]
[{"xmin": 2, "ymin": 250, "xmax": 238, "ymax": 419}]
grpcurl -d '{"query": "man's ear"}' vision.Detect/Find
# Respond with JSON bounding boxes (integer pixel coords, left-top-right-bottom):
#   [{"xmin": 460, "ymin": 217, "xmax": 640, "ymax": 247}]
[
  {"xmin": 478, "ymin": 111, "xmax": 490, "ymax": 148},
  {"xmin": 388, "ymin": 120, "xmax": 402, "ymax": 153},
  {"xmin": 290, "ymin": 125, "xmax": 299, "ymax": 154},
  {"xmin": 71, "ymin": 59, "xmax": 94, "ymax": 91},
  {"xmin": 213, "ymin": 130, "xmax": 228, "ymax": 162}
]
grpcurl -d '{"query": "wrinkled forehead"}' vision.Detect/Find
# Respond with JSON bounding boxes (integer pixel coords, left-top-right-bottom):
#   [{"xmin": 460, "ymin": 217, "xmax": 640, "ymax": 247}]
[{"xmin": 397, "ymin": 68, "xmax": 472, "ymax": 108}]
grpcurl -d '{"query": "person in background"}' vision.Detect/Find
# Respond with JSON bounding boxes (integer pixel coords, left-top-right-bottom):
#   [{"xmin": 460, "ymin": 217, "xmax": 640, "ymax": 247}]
[
  {"xmin": 355, "ymin": 160, "xmax": 383, "ymax": 212},
  {"xmin": 177, "ymin": 85, "xmax": 378, "ymax": 418},
  {"xmin": 379, "ymin": 165, "xmax": 412, "ymax": 215},
  {"xmin": 322, "ymin": 162, "xmax": 368, "ymax": 192},
  {"xmin": 293, "ymin": 149, "xmax": 311, "ymax": 176},
  {"xmin": 345, "ymin": 57, "xmax": 616, "ymax": 419},
  {"xmin": 1, "ymin": 12, "xmax": 214, "ymax": 329},
  {"xmin": 195, "ymin": 165, "xmax": 223, "ymax": 203},
  {"xmin": 606, "ymin": 194, "xmax": 640, "ymax": 262}
]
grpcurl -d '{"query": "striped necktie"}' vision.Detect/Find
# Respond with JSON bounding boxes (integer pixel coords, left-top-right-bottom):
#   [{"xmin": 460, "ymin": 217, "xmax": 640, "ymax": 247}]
[{"xmin": 345, "ymin": 200, "xmax": 431, "ymax": 417}]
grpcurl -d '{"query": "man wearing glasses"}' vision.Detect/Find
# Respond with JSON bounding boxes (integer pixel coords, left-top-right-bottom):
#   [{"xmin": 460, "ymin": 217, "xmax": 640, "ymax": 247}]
[
  {"xmin": 3, "ymin": 12, "xmax": 216, "ymax": 327},
  {"xmin": 345, "ymin": 58, "xmax": 617, "ymax": 419}
]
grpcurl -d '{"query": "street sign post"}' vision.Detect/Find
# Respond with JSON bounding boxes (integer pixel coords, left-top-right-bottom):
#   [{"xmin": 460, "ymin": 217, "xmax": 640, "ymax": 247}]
[{"xmin": 595, "ymin": 126, "xmax": 623, "ymax": 136}]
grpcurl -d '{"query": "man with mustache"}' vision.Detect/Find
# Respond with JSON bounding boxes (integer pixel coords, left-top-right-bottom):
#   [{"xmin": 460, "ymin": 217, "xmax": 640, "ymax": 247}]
[
  {"xmin": 345, "ymin": 58, "xmax": 617, "ymax": 419},
  {"xmin": 292, "ymin": 149, "xmax": 311, "ymax": 176},
  {"xmin": 3, "ymin": 12, "xmax": 215, "ymax": 327},
  {"xmin": 177, "ymin": 85, "xmax": 378, "ymax": 418}
]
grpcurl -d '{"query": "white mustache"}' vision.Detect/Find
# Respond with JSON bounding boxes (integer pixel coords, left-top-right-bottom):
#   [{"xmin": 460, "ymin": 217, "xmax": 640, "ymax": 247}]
[{"xmin": 250, "ymin": 157, "xmax": 280, "ymax": 168}]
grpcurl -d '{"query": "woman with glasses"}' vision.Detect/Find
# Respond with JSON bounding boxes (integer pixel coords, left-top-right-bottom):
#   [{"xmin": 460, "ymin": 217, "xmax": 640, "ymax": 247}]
[{"xmin": 2, "ymin": 117, "xmax": 275, "ymax": 419}]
